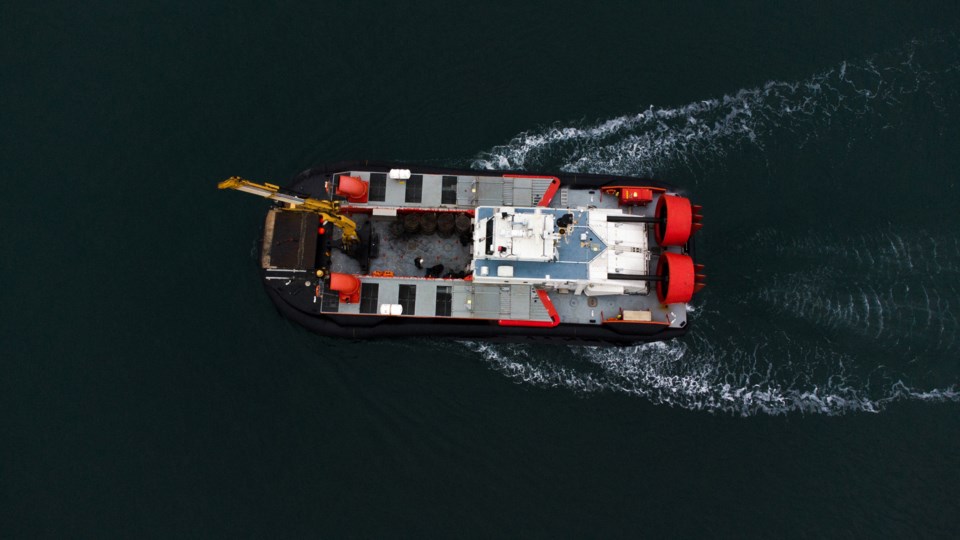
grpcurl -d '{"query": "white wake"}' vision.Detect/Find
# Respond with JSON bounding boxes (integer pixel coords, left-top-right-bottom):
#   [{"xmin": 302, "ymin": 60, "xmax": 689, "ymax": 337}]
[
  {"xmin": 462, "ymin": 34, "xmax": 960, "ymax": 415},
  {"xmin": 463, "ymin": 336, "xmax": 959, "ymax": 416},
  {"xmin": 474, "ymin": 35, "xmax": 957, "ymax": 176}
]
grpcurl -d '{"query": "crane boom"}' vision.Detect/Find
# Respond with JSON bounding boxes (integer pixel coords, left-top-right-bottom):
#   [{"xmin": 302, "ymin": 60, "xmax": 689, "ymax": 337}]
[{"xmin": 218, "ymin": 176, "xmax": 358, "ymax": 244}]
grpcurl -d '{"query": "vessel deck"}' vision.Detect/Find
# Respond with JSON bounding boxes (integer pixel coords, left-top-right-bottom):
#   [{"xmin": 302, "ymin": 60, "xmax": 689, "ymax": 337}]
[
  {"xmin": 329, "ymin": 214, "xmax": 473, "ymax": 278},
  {"xmin": 258, "ymin": 164, "xmax": 693, "ymax": 335}
]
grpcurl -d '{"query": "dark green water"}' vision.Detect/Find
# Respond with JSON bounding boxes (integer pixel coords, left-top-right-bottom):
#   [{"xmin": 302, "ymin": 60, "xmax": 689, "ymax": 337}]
[{"xmin": 4, "ymin": 1, "xmax": 960, "ymax": 537}]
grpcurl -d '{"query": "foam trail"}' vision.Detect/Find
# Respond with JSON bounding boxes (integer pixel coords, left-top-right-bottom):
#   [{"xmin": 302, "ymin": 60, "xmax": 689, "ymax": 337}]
[
  {"xmin": 463, "ymin": 338, "xmax": 959, "ymax": 416},
  {"xmin": 747, "ymin": 228, "xmax": 960, "ymax": 350},
  {"xmin": 473, "ymin": 34, "xmax": 959, "ymax": 176},
  {"xmin": 461, "ymin": 34, "xmax": 960, "ymax": 415}
]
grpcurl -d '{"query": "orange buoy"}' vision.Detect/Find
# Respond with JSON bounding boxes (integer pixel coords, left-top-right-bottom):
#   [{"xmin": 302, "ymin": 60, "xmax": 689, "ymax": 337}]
[
  {"xmin": 654, "ymin": 195, "xmax": 693, "ymax": 247},
  {"xmin": 335, "ymin": 175, "xmax": 369, "ymax": 203},
  {"xmin": 329, "ymin": 272, "xmax": 361, "ymax": 304},
  {"xmin": 656, "ymin": 252, "xmax": 695, "ymax": 304}
]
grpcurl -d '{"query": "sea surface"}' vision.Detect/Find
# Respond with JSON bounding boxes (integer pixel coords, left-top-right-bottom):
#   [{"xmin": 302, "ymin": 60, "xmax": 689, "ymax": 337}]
[{"xmin": 3, "ymin": 1, "xmax": 960, "ymax": 537}]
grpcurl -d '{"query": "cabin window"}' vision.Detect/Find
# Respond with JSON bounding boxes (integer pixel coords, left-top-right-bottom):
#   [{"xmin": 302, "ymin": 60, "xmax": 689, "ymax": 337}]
[
  {"xmin": 441, "ymin": 176, "xmax": 457, "ymax": 204},
  {"xmin": 398, "ymin": 284, "xmax": 417, "ymax": 315},
  {"xmin": 405, "ymin": 174, "xmax": 423, "ymax": 203},
  {"xmin": 359, "ymin": 283, "xmax": 379, "ymax": 314},
  {"xmin": 436, "ymin": 286, "xmax": 452, "ymax": 317},
  {"xmin": 484, "ymin": 218, "xmax": 494, "ymax": 255},
  {"xmin": 369, "ymin": 173, "xmax": 386, "ymax": 202}
]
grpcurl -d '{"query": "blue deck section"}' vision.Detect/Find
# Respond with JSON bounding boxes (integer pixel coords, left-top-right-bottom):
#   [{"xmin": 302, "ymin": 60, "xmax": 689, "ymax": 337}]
[
  {"xmin": 556, "ymin": 225, "xmax": 604, "ymax": 262},
  {"xmin": 474, "ymin": 207, "xmax": 606, "ymax": 280}
]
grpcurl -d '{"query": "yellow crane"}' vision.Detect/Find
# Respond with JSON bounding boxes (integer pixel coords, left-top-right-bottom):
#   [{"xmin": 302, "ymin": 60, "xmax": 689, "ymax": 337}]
[{"xmin": 218, "ymin": 176, "xmax": 358, "ymax": 245}]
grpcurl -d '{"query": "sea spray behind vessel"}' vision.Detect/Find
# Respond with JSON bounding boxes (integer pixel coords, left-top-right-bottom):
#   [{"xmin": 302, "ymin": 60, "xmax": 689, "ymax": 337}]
[{"xmin": 464, "ymin": 34, "xmax": 960, "ymax": 415}]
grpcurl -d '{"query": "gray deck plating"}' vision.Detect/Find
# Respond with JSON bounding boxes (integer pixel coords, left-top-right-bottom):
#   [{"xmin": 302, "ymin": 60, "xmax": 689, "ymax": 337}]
[
  {"xmin": 341, "ymin": 171, "xmax": 555, "ymax": 209},
  {"xmin": 330, "ymin": 214, "xmax": 473, "ymax": 278}
]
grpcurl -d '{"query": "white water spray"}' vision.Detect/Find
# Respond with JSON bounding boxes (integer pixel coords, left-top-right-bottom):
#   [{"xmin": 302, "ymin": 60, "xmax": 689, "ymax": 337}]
[{"xmin": 463, "ymin": 35, "xmax": 960, "ymax": 415}]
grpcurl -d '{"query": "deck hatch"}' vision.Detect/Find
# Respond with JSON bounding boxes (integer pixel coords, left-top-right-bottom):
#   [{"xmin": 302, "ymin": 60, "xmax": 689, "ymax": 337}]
[
  {"xmin": 319, "ymin": 283, "xmax": 340, "ymax": 312},
  {"xmin": 441, "ymin": 176, "xmax": 457, "ymax": 204},
  {"xmin": 435, "ymin": 286, "xmax": 452, "ymax": 316},
  {"xmin": 267, "ymin": 211, "xmax": 318, "ymax": 269},
  {"xmin": 359, "ymin": 283, "xmax": 379, "ymax": 314},
  {"xmin": 398, "ymin": 284, "xmax": 417, "ymax": 315},
  {"xmin": 368, "ymin": 173, "xmax": 387, "ymax": 202},
  {"xmin": 405, "ymin": 174, "xmax": 423, "ymax": 203}
]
